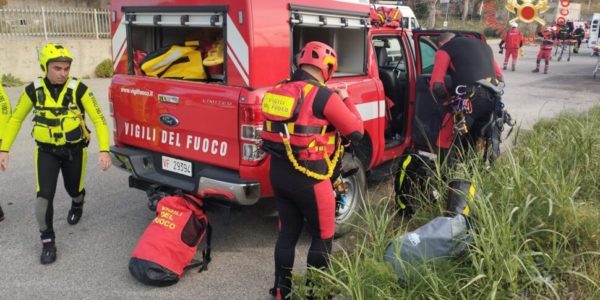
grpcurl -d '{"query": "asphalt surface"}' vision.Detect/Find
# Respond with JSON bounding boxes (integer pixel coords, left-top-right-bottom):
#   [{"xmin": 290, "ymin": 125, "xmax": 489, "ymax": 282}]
[{"xmin": 1, "ymin": 43, "xmax": 600, "ymax": 300}]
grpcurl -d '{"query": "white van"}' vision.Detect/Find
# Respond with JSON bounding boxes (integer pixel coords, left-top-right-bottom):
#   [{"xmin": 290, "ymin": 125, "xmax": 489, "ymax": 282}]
[
  {"xmin": 374, "ymin": 1, "xmax": 420, "ymax": 30},
  {"xmin": 589, "ymin": 13, "xmax": 600, "ymax": 47}
]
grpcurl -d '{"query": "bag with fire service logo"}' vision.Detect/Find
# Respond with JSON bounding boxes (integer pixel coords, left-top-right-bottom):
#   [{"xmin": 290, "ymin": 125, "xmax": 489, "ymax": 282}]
[{"xmin": 129, "ymin": 192, "xmax": 212, "ymax": 286}]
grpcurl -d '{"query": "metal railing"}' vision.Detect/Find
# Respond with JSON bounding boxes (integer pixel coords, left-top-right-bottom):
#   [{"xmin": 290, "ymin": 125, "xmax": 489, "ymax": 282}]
[{"xmin": 0, "ymin": 7, "xmax": 111, "ymax": 39}]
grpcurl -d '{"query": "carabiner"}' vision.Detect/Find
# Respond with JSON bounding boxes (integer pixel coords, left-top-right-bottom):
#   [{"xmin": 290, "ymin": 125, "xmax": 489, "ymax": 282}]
[{"xmin": 455, "ymin": 85, "xmax": 468, "ymax": 96}]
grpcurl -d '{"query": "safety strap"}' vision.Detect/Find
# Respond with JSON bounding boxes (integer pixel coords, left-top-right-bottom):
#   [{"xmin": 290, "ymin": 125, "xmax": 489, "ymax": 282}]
[
  {"xmin": 264, "ymin": 120, "xmax": 333, "ymax": 135},
  {"xmin": 33, "ymin": 78, "xmax": 45, "ymax": 107},
  {"xmin": 32, "ymin": 115, "xmax": 61, "ymax": 127},
  {"xmin": 32, "ymin": 77, "xmax": 80, "ymax": 109}
]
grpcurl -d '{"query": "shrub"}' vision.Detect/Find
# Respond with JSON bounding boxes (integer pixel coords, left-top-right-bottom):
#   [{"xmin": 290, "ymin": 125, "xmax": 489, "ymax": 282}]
[
  {"xmin": 94, "ymin": 59, "xmax": 114, "ymax": 78},
  {"xmin": 483, "ymin": 26, "xmax": 501, "ymax": 38},
  {"xmin": 1, "ymin": 73, "xmax": 23, "ymax": 87}
]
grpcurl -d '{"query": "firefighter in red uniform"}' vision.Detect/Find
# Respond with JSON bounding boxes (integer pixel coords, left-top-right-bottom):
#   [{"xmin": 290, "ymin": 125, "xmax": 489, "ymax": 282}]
[
  {"xmin": 533, "ymin": 27, "xmax": 554, "ymax": 74},
  {"xmin": 430, "ymin": 33, "xmax": 504, "ymax": 164},
  {"xmin": 499, "ymin": 23, "xmax": 524, "ymax": 71},
  {"xmin": 261, "ymin": 41, "xmax": 364, "ymax": 299}
]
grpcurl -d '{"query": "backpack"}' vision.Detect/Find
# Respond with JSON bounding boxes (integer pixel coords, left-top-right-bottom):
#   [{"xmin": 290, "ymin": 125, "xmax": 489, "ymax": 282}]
[
  {"xmin": 384, "ymin": 214, "xmax": 471, "ymax": 284},
  {"xmin": 385, "ymin": 180, "xmax": 476, "ymax": 284},
  {"xmin": 129, "ymin": 193, "xmax": 212, "ymax": 287},
  {"xmin": 139, "ymin": 41, "xmax": 207, "ymax": 80},
  {"xmin": 261, "ymin": 81, "xmax": 313, "ymax": 123}
]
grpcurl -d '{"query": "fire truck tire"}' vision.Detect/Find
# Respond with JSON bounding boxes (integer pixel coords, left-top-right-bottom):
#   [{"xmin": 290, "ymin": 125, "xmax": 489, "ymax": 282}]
[{"xmin": 334, "ymin": 154, "xmax": 366, "ymax": 238}]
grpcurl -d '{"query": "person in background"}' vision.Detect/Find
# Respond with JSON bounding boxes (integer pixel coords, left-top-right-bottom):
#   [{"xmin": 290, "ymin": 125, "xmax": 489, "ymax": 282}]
[
  {"xmin": 0, "ymin": 43, "xmax": 112, "ymax": 265},
  {"xmin": 532, "ymin": 27, "xmax": 555, "ymax": 74},
  {"xmin": 573, "ymin": 25, "xmax": 585, "ymax": 54},
  {"xmin": 499, "ymin": 23, "xmax": 524, "ymax": 71}
]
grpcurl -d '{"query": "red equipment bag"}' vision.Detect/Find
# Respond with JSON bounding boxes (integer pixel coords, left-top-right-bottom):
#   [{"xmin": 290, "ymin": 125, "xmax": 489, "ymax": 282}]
[
  {"xmin": 129, "ymin": 193, "xmax": 212, "ymax": 286},
  {"xmin": 370, "ymin": 6, "xmax": 402, "ymax": 28}
]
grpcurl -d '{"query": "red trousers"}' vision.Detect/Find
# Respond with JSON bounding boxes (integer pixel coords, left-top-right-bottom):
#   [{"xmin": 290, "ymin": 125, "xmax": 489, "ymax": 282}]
[
  {"xmin": 537, "ymin": 49, "xmax": 551, "ymax": 62},
  {"xmin": 503, "ymin": 48, "xmax": 519, "ymax": 67}
]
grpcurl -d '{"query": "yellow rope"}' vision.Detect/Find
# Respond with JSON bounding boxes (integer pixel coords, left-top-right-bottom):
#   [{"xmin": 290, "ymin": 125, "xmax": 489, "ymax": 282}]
[{"xmin": 281, "ymin": 133, "xmax": 344, "ymax": 181}]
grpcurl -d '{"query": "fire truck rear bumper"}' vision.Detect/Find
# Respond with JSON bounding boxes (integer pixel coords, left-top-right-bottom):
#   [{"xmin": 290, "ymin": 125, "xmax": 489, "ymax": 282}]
[{"xmin": 110, "ymin": 146, "xmax": 261, "ymax": 205}]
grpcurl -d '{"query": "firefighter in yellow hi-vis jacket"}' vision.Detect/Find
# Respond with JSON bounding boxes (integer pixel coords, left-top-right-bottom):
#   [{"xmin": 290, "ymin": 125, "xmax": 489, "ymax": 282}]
[
  {"xmin": 0, "ymin": 43, "xmax": 112, "ymax": 265},
  {"xmin": 0, "ymin": 83, "xmax": 10, "ymax": 223}
]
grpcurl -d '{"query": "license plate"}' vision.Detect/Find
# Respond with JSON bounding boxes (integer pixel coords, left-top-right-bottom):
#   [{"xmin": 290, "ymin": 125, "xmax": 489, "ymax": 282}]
[{"xmin": 161, "ymin": 155, "xmax": 192, "ymax": 177}]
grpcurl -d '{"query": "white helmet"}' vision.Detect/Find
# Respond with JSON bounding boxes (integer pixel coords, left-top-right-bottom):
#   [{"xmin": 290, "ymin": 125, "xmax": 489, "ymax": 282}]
[{"xmin": 511, "ymin": 23, "xmax": 518, "ymax": 28}]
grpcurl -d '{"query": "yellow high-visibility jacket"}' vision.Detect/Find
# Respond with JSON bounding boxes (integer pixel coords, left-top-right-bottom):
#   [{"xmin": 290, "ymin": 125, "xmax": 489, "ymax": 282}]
[
  {"xmin": 0, "ymin": 84, "xmax": 10, "ymax": 142},
  {"xmin": 0, "ymin": 77, "xmax": 110, "ymax": 152}
]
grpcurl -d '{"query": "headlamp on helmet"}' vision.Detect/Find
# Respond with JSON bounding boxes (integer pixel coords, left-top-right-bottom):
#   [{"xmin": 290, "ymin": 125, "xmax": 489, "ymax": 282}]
[
  {"xmin": 297, "ymin": 41, "xmax": 338, "ymax": 82},
  {"xmin": 39, "ymin": 43, "xmax": 73, "ymax": 73}
]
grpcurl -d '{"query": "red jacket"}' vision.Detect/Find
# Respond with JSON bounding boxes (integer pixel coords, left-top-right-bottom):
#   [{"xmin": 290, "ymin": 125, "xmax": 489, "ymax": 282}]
[
  {"xmin": 261, "ymin": 70, "xmax": 364, "ymax": 160},
  {"xmin": 504, "ymin": 28, "xmax": 524, "ymax": 50}
]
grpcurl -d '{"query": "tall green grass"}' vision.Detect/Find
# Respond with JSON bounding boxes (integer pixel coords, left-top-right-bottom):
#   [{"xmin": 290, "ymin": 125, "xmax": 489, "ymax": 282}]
[{"xmin": 292, "ymin": 107, "xmax": 600, "ymax": 299}]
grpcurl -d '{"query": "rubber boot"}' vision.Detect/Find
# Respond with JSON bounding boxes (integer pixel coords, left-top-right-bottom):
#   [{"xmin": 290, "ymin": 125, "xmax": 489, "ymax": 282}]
[
  {"xmin": 511, "ymin": 64, "xmax": 515, "ymax": 72},
  {"xmin": 0, "ymin": 204, "xmax": 4, "ymax": 222},
  {"xmin": 40, "ymin": 237, "xmax": 57, "ymax": 265},
  {"xmin": 67, "ymin": 195, "xmax": 84, "ymax": 225},
  {"xmin": 269, "ymin": 275, "xmax": 290, "ymax": 300},
  {"xmin": 531, "ymin": 68, "xmax": 540, "ymax": 73}
]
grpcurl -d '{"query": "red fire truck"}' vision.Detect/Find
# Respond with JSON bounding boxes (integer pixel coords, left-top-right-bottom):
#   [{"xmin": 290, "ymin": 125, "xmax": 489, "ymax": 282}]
[{"xmin": 108, "ymin": 0, "xmax": 478, "ymax": 235}]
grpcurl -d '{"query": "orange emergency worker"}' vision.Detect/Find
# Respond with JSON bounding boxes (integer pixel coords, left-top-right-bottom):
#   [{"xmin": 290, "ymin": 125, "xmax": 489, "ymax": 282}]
[
  {"xmin": 430, "ymin": 33, "xmax": 504, "ymax": 164},
  {"xmin": 261, "ymin": 41, "xmax": 364, "ymax": 299},
  {"xmin": 533, "ymin": 28, "xmax": 554, "ymax": 74},
  {"xmin": 499, "ymin": 23, "xmax": 524, "ymax": 71}
]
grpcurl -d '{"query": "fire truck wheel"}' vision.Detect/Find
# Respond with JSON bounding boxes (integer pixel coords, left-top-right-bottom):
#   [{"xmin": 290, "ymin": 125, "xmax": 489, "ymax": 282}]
[{"xmin": 334, "ymin": 154, "xmax": 366, "ymax": 238}]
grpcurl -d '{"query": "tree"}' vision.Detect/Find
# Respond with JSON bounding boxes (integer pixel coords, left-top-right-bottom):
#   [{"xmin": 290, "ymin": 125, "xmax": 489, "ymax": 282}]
[
  {"xmin": 428, "ymin": 0, "xmax": 438, "ymax": 28},
  {"xmin": 462, "ymin": 0, "xmax": 471, "ymax": 21}
]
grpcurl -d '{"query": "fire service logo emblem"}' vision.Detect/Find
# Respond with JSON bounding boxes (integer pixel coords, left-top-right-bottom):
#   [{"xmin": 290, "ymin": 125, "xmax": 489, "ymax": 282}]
[{"xmin": 505, "ymin": 0, "xmax": 549, "ymax": 25}]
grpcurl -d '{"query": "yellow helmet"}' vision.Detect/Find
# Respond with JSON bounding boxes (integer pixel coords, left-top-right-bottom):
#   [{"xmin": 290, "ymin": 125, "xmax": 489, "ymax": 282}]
[{"xmin": 39, "ymin": 43, "xmax": 73, "ymax": 73}]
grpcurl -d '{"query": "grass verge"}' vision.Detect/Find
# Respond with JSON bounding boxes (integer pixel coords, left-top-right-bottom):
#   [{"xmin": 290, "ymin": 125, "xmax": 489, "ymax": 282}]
[{"xmin": 291, "ymin": 107, "xmax": 600, "ymax": 299}]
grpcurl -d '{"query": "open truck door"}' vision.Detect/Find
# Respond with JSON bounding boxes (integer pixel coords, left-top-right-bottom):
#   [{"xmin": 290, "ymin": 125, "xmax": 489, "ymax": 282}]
[{"xmin": 410, "ymin": 29, "xmax": 484, "ymax": 152}]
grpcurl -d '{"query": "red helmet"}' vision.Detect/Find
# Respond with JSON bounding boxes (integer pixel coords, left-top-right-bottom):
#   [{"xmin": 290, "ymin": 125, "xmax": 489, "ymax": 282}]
[{"xmin": 297, "ymin": 41, "xmax": 338, "ymax": 81}]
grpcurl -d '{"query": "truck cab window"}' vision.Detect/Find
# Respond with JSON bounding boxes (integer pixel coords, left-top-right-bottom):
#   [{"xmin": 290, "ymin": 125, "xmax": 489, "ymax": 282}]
[
  {"xmin": 372, "ymin": 36, "xmax": 409, "ymax": 143},
  {"xmin": 418, "ymin": 37, "xmax": 437, "ymax": 74}
]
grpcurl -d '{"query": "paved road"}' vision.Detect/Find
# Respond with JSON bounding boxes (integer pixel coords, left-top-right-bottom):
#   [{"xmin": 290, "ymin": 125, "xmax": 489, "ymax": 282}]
[{"xmin": 0, "ymin": 44, "xmax": 599, "ymax": 300}]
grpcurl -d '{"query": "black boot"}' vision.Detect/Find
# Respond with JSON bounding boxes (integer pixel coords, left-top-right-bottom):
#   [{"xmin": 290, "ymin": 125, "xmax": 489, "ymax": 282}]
[
  {"xmin": 40, "ymin": 239, "xmax": 57, "ymax": 265},
  {"xmin": 0, "ymin": 204, "xmax": 4, "ymax": 222},
  {"xmin": 67, "ymin": 200, "xmax": 84, "ymax": 225}
]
